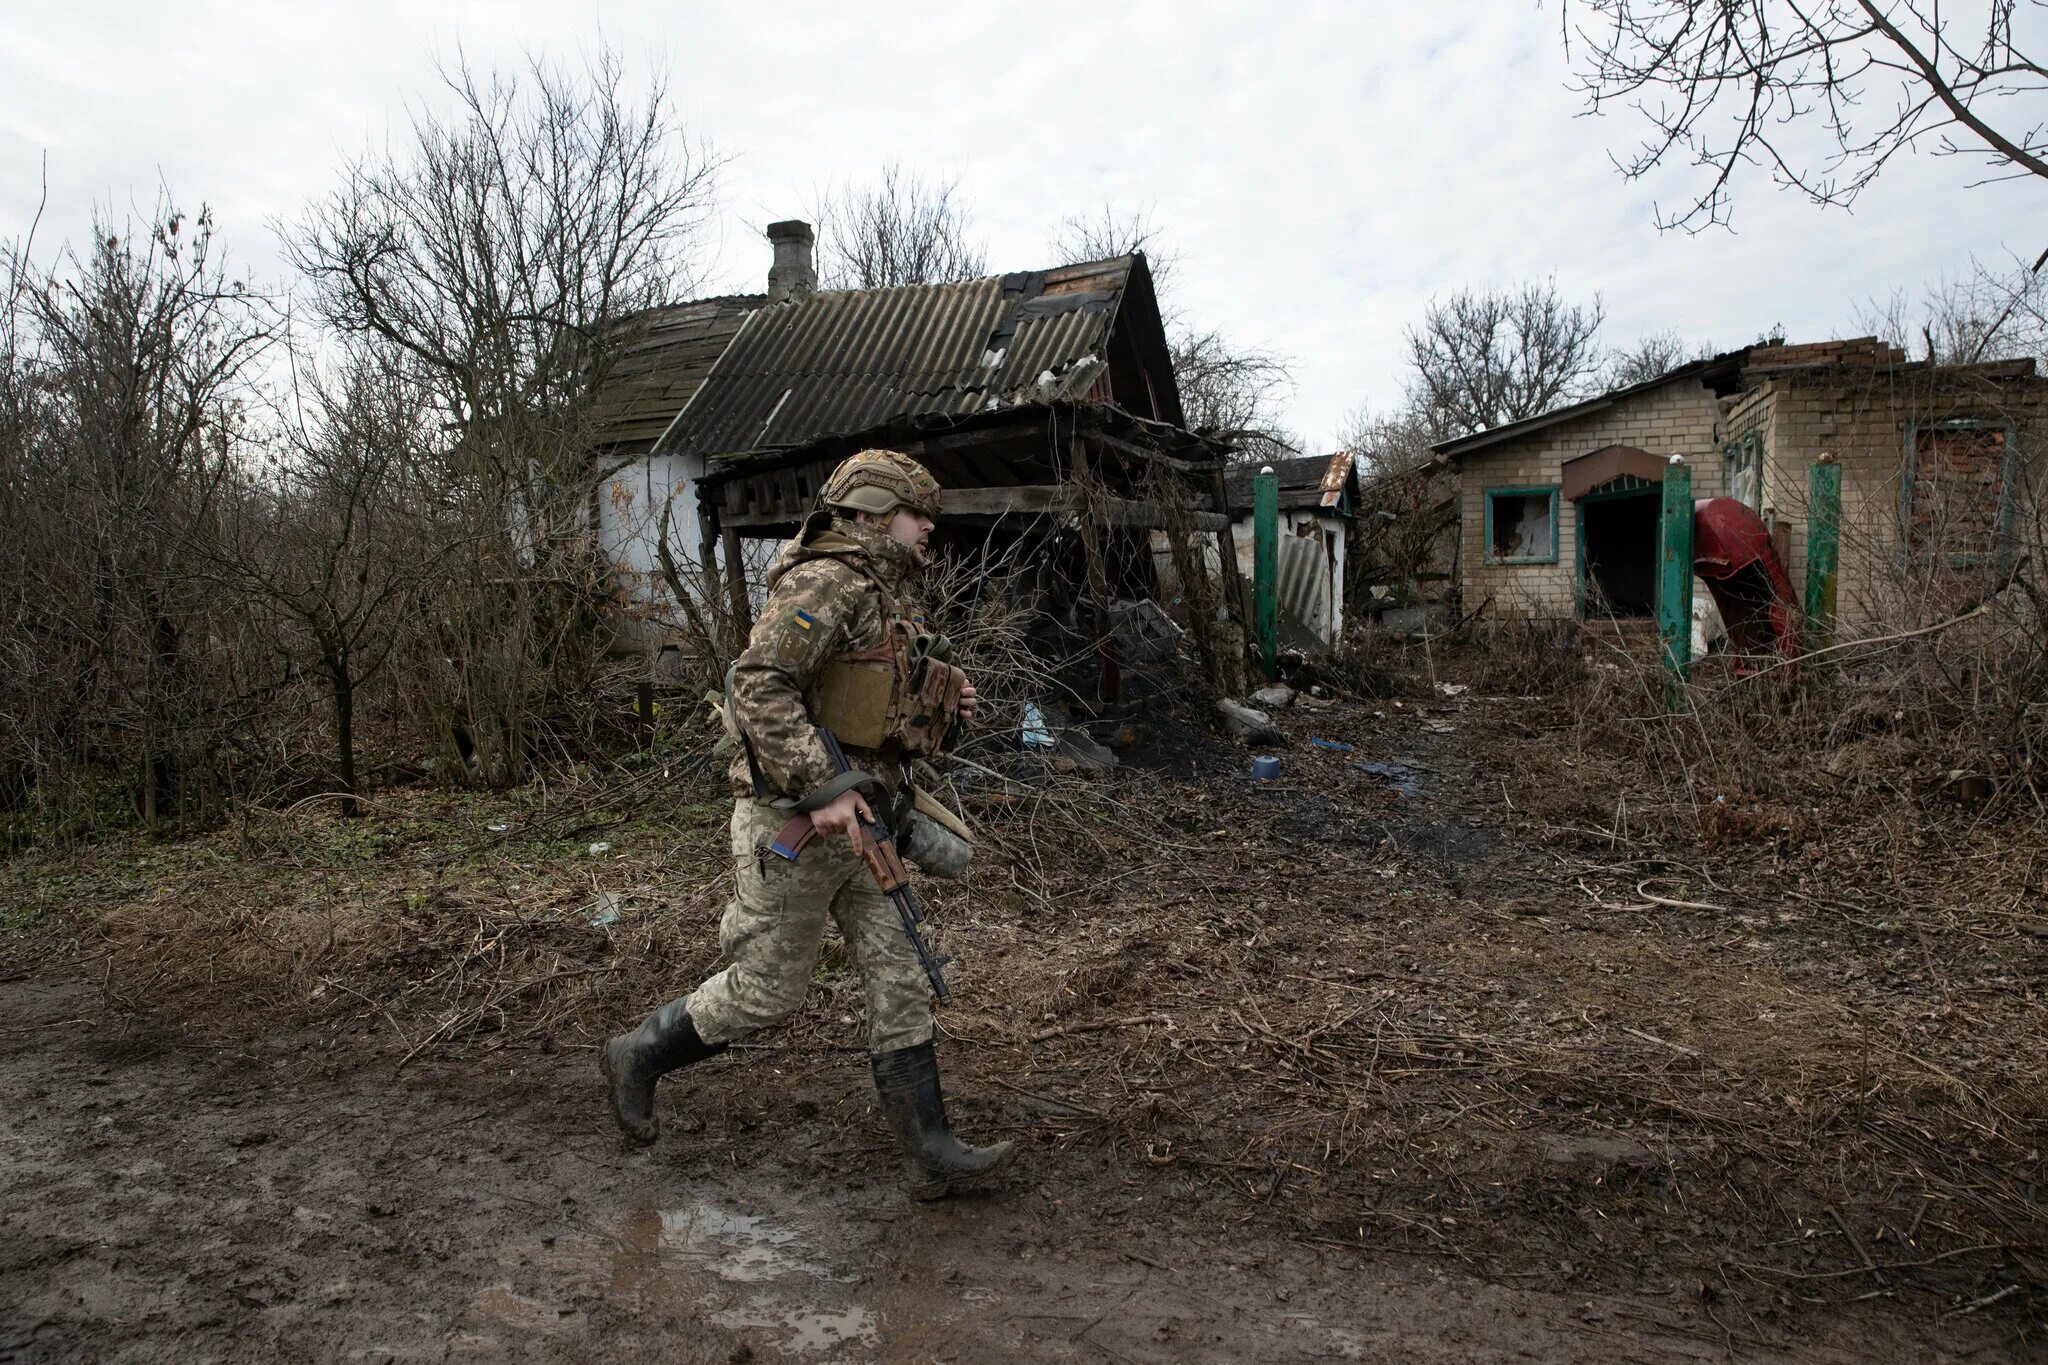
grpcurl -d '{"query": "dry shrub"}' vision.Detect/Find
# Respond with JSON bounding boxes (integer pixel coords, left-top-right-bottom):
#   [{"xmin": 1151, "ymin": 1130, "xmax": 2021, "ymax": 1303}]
[
  {"xmin": 917, "ymin": 534, "xmax": 1067, "ymax": 766},
  {"xmin": 1548, "ymin": 570, "xmax": 2048, "ymax": 845},
  {"xmin": 1438, "ymin": 612, "xmax": 1590, "ymax": 697}
]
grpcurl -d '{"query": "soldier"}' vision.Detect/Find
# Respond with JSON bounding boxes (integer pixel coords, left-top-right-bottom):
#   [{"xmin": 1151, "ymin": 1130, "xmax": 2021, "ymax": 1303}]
[{"xmin": 601, "ymin": 449, "xmax": 1012, "ymax": 1199}]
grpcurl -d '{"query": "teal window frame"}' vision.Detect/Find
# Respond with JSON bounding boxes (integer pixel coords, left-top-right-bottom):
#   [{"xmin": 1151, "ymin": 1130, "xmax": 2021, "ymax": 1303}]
[
  {"xmin": 1482, "ymin": 485, "xmax": 1561, "ymax": 565},
  {"xmin": 1721, "ymin": 431, "xmax": 1764, "ymax": 508},
  {"xmin": 1899, "ymin": 420, "xmax": 2019, "ymax": 570}
]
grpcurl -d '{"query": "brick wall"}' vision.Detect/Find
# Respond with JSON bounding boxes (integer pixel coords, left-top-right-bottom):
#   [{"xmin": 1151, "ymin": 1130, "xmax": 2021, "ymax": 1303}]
[
  {"xmin": 1758, "ymin": 365, "xmax": 2047, "ymax": 626},
  {"xmin": 1455, "ymin": 380, "xmax": 1728, "ymax": 617}
]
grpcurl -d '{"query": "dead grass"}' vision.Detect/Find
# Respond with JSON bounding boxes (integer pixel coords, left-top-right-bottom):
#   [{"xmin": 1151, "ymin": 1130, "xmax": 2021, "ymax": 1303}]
[{"xmin": 4, "ymin": 668, "xmax": 2044, "ymax": 1341}]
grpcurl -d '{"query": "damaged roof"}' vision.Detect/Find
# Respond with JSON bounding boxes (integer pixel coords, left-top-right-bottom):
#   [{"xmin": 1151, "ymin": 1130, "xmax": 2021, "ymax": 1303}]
[
  {"xmin": 1222, "ymin": 451, "xmax": 1358, "ymax": 513},
  {"xmin": 649, "ymin": 255, "xmax": 1163, "ymax": 459},
  {"xmin": 1429, "ymin": 347, "xmax": 1754, "ymax": 462},
  {"xmin": 585, "ymin": 295, "xmax": 764, "ymax": 457}
]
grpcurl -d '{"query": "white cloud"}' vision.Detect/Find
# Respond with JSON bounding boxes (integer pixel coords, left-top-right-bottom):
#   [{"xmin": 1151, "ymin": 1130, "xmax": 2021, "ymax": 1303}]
[{"xmin": 3, "ymin": 0, "xmax": 2037, "ymax": 449}]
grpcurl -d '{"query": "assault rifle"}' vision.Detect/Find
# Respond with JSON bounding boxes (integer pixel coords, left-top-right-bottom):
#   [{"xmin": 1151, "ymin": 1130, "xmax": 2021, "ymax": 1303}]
[{"xmin": 767, "ymin": 727, "xmax": 953, "ymax": 1004}]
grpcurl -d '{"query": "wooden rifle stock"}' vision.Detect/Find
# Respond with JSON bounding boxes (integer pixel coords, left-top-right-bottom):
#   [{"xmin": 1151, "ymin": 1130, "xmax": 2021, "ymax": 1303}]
[{"xmin": 766, "ymin": 728, "xmax": 953, "ymax": 1004}]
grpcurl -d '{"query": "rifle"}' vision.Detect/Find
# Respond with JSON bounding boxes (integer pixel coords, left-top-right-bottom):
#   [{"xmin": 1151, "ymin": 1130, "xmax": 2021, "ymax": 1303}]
[{"xmin": 768, "ymin": 727, "xmax": 953, "ymax": 1004}]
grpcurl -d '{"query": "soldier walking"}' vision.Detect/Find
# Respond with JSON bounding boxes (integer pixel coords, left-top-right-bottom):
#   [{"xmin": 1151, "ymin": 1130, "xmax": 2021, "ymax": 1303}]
[{"xmin": 602, "ymin": 450, "xmax": 1012, "ymax": 1198}]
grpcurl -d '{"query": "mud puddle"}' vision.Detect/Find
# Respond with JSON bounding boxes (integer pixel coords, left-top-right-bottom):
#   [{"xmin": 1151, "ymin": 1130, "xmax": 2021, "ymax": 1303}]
[{"xmin": 590, "ymin": 1196, "xmax": 875, "ymax": 1357}]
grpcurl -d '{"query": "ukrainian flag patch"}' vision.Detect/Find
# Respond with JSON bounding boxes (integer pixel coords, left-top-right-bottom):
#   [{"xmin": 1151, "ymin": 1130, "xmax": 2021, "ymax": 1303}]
[{"xmin": 792, "ymin": 609, "xmax": 816, "ymax": 630}]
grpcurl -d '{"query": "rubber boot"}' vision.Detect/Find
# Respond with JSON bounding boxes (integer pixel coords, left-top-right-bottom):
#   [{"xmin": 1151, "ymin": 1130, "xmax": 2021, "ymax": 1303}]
[
  {"xmin": 600, "ymin": 998, "xmax": 726, "ymax": 1145},
  {"xmin": 871, "ymin": 1041, "xmax": 1013, "ymax": 1200}
]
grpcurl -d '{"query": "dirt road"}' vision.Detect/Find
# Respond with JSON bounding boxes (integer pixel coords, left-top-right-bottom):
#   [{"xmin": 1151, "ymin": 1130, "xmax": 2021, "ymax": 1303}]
[
  {"xmin": 2, "ymin": 685, "xmax": 2040, "ymax": 1361},
  {"xmin": 0, "ymin": 967, "xmax": 2003, "ymax": 1363}
]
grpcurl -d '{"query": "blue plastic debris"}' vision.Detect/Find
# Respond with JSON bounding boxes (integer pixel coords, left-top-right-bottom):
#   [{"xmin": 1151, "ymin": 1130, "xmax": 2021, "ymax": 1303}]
[
  {"xmin": 1021, "ymin": 702, "xmax": 1055, "ymax": 749},
  {"xmin": 1309, "ymin": 737, "xmax": 1353, "ymax": 752},
  {"xmin": 1251, "ymin": 755, "xmax": 1282, "ymax": 781}
]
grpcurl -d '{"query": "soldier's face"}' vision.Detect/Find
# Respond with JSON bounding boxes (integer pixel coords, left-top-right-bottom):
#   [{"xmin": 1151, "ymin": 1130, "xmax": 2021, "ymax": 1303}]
[{"xmin": 880, "ymin": 507, "xmax": 934, "ymax": 559}]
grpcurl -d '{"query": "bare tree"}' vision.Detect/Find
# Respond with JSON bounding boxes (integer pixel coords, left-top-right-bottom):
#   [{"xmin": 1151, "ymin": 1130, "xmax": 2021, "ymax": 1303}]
[
  {"xmin": 1606, "ymin": 328, "xmax": 1707, "ymax": 386},
  {"xmin": 1405, "ymin": 280, "xmax": 1607, "ymax": 436},
  {"xmin": 1336, "ymin": 402, "xmax": 1441, "ymax": 479},
  {"xmin": 286, "ymin": 49, "xmax": 719, "ymax": 785},
  {"xmin": 1169, "ymin": 326, "xmax": 1298, "ymax": 458},
  {"xmin": 1565, "ymin": 0, "xmax": 2048, "ymax": 231},
  {"xmin": 1049, "ymin": 205, "xmax": 1179, "ymax": 292},
  {"xmin": 1049, "ymin": 204, "xmax": 1296, "ymax": 459},
  {"xmin": 815, "ymin": 164, "xmax": 987, "ymax": 289},
  {"xmin": 3, "ymin": 201, "xmax": 275, "ymax": 828},
  {"xmin": 1857, "ymin": 251, "xmax": 2048, "ymax": 365},
  {"xmin": 205, "ymin": 347, "xmax": 456, "ymax": 816}
]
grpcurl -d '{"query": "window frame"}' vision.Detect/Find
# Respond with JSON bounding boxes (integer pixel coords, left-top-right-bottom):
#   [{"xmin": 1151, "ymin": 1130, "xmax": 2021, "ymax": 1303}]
[
  {"xmin": 1899, "ymin": 419, "xmax": 2019, "ymax": 570},
  {"xmin": 1482, "ymin": 485, "xmax": 1561, "ymax": 565},
  {"xmin": 1720, "ymin": 431, "xmax": 1764, "ymax": 510}
]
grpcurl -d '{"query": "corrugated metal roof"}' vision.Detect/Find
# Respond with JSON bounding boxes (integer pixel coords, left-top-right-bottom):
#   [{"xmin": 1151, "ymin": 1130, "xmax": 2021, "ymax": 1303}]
[{"xmin": 653, "ymin": 257, "xmax": 1136, "ymax": 459}]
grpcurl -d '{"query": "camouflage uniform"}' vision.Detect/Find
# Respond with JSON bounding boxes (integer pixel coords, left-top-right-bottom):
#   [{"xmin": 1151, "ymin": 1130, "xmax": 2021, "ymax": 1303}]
[
  {"xmin": 603, "ymin": 449, "xmax": 1011, "ymax": 1199},
  {"xmin": 686, "ymin": 516, "xmax": 933, "ymax": 1054}
]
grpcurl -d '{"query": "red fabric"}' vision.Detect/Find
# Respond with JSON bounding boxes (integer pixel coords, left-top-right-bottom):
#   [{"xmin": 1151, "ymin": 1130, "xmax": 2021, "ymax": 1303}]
[{"xmin": 1692, "ymin": 498, "xmax": 1802, "ymax": 668}]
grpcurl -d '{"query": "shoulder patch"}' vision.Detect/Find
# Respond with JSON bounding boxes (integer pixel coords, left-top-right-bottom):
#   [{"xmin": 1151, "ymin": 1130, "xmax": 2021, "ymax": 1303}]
[{"xmin": 771, "ymin": 602, "xmax": 830, "ymax": 665}]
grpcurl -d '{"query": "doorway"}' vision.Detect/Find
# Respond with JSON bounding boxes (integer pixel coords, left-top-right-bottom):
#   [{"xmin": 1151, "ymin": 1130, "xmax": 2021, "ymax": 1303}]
[{"xmin": 1577, "ymin": 492, "xmax": 1659, "ymax": 617}]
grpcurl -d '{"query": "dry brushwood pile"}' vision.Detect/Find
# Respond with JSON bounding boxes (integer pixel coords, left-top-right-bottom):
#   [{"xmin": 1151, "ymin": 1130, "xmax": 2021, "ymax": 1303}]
[{"xmin": 3, "ymin": 649, "xmax": 2045, "ymax": 1358}]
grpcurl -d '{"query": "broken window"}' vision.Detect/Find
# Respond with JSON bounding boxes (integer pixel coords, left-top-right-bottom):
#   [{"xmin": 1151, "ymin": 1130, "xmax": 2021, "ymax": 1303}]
[
  {"xmin": 1904, "ymin": 422, "xmax": 2012, "ymax": 566},
  {"xmin": 1484, "ymin": 487, "xmax": 1558, "ymax": 563},
  {"xmin": 1721, "ymin": 432, "xmax": 1763, "ymax": 509}
]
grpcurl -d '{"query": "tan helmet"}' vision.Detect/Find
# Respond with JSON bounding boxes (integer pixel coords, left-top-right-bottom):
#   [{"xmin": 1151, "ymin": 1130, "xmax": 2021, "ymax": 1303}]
[{"xmin": 822, "ymin": 449, "xmax": 942, "ymax": 520}]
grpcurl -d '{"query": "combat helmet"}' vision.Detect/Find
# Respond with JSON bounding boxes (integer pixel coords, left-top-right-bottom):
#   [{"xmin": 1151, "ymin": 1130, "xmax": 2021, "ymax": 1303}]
[{"xmin": 822, "ymin": 449, "xmax": 942, "ymax": 520}]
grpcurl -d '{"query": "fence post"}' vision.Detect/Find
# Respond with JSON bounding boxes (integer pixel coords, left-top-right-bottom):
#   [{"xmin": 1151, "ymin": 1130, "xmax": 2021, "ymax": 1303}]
[
  {"xmin": 1804, "ymin": 453, "xmax": 1841, "ymax": 648},
  {"xmin": 1658, "ymin": 457, "xmax": 1694, "ymax": 704},
  {"xmin": 1254, "ymin": 465, "xmax": 1279, "ymax": 683}
]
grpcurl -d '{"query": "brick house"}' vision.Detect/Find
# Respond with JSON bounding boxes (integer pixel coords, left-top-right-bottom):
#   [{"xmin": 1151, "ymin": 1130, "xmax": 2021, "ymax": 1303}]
[{"xmin": 1429, "ymin": 339, "xmax": 2048, "ymax": 631}]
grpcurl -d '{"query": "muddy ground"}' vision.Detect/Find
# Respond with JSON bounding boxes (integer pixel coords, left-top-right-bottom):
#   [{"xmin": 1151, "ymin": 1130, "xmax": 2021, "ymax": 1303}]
[{"xmin": 1, "ymin": 681, "xmax": 2042, "ymax": 1362}]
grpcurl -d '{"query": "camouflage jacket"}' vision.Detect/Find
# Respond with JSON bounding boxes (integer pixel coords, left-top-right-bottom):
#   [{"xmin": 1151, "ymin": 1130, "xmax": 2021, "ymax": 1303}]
[{"xmin": 727, "ymin": 514, "xmax": 924, "ymax": 802}]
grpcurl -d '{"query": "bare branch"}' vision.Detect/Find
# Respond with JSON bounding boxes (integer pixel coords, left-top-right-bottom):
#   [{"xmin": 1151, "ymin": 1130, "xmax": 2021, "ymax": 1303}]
[{"xmin": 1565, "ymin": 0, "xmax": 2048, "ymax": 230}]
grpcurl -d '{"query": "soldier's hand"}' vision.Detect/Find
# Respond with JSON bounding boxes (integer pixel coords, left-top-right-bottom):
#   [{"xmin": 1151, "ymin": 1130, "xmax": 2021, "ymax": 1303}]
[
  {"xmin": 957, "ymin": 681, "xmax": 977, "ymax": 722},
  {"xmin": 811, "ymin": 788, "xmax": 874, "ymax": 851}
]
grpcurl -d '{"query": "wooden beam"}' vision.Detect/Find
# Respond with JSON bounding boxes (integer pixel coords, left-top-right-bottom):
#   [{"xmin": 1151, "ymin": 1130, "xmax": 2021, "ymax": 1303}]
[
  {"xmin": 1084, "ymin": 428, "xmax": 1216, "ymax": 474},
  {"xmin": 1208, "ymin": 464, "xmax": 1250, "ymax": 629},
  {"xmin": 1071, "ymin": 435, "xmax": 1120, "ymax": 705},
  {"xmin": 720, "ymin": 523, "xmax": 754, "ymax": 637},
  {"xmin": 934, "ymin": 484, "xmax": 1229, "ymax": 530}
]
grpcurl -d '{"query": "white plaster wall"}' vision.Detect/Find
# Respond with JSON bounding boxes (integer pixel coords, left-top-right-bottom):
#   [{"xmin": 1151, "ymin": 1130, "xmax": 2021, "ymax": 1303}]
[{"xmin": 597, "ymin": 452, "xmax": 706, "ymax": 608}]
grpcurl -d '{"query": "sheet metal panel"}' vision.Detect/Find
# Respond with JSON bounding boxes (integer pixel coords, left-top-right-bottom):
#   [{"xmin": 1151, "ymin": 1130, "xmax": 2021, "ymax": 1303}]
[{"xmin": 655, "ymin": 258, "xmax": 1133, "ymax": 458}]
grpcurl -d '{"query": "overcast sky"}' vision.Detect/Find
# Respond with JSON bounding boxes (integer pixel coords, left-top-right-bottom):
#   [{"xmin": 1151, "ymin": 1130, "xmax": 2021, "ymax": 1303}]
[{"xmin": 4, "ymin": 1, "xmax": 2040, "ymax": 450}]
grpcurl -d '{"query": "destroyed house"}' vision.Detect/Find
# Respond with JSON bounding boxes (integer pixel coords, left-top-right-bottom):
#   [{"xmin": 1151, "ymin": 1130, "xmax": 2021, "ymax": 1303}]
[
  {"xmin": 1430, "ymin": 338, "xmax": 2048, "ymax": 631},
  {"xmin": 586, "ymin": 221, "xmax": 1243, "ymax": 695},
  {"xmin": 1215, "ymin": 452, "xmax": 1359, "ymax": 645}
]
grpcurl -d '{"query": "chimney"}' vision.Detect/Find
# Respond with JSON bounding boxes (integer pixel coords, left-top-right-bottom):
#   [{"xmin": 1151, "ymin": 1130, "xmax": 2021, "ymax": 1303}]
[{"xmin": 765, "ymin": 220, "xmax": 815, "ymax": 302}]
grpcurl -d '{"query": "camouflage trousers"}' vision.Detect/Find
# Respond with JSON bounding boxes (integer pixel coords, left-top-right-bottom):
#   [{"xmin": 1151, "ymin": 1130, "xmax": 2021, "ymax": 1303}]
[{"xmin": 683, "ymin": 798, "xmax": 934, "ymax": 1055}]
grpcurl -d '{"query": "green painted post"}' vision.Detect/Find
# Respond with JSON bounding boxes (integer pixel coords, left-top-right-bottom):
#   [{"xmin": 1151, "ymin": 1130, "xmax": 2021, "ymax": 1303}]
[
  {"xmin": 1657, "ymin": 457, "xmax": 1694, "ymax": 701},
  {"xmin": 1804, "ymin": 454, "xmax": 1841, "ymax": 646},
  {"xmin": 1253, "ymin": 464, "xmax": 1279, "ymax": 683}
]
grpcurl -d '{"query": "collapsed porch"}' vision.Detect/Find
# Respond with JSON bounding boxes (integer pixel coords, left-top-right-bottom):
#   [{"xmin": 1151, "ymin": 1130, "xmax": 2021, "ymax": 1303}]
[{"xmin": 690, "ymin": 401, "xmax": 1249, "ymax": 702}]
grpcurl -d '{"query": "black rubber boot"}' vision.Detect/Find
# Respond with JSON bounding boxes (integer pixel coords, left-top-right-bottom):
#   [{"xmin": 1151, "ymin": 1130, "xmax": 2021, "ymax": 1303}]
[
  {"xmin": 871, "ymin": 1041, "xmax": 1013, "ymax": 1200},
  {"xmin": 600, "ymin": 998, "xmax": 726, "ymax": 1145}
]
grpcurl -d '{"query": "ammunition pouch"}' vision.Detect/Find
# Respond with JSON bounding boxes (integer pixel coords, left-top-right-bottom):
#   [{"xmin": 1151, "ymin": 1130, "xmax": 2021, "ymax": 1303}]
[{"xmin": 812, "ymin": 618, "xmax": 964, "ymax": 757}]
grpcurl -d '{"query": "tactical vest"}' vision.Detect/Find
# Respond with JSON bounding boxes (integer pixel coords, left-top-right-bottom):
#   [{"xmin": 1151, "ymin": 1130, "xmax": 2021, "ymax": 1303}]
[{"xmin": 812, "ymin": 610, "xmax": 967, "ymax": 757}]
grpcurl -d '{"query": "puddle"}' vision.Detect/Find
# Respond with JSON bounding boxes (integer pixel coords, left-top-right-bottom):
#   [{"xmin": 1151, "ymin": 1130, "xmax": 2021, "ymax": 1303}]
[
  {"xmin": 1356, "ymin": 760, "xmax": 1425, "ymax": 798},
  {"xmin": 712, "ymin": 1303, "xmax": 879, "ymax": 1355},
  {"xmin": 608, "ymin": 1199, "xmax": 838, "ymax": 1294}
]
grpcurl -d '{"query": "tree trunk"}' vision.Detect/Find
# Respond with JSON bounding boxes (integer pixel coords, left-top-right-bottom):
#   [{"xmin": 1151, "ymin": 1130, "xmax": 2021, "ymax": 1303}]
[{"xmin": 330, "ymin": 659, "xmax": 360, "ymax": 819}]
